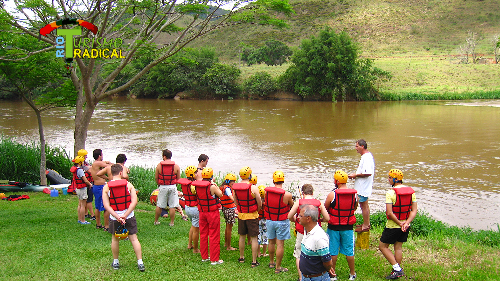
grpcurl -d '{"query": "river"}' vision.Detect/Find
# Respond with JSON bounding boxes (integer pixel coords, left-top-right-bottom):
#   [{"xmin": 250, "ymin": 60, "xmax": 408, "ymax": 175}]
[{"xmin": 1, "ymin": 98, "xmax": 499, "ymax": 230}]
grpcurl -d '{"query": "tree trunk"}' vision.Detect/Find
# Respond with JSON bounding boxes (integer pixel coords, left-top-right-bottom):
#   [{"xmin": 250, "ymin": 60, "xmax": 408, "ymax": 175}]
[
  {"xmin": 35, "ymin": 109, "xmax": 47, "ymax": 186},
  {"xmin": 73, "ymin": 102, "xmax": 96, "ymax": 156}
]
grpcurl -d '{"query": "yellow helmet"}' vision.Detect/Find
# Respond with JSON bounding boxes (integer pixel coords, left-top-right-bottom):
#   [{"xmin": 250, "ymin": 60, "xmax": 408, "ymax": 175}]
[
  {"xmin": 114, "ymin": 224, "xmax": 129, "ymax": 240},
  {"xmin": 258, "ymin": 185, "xmax": 266, "ymax": 198},
  {"xmin": 273, "ymin": 170, "xmax": 285, "ymax": 183},
  {"xmin": 388, "ymin": 169, "xmax": 404, "ymax": 181},
  {"xmin": 249, "ymin": 175, "xmax": 258, "ymax": 185},
  {"xmin": 334, "ymin": 170, "xmax": 348, "ymax": 184},
  {"xmin": 202, "ymin": 167, "xmax": 213, "ymax": 179},
  {"xmin": 73, "ymin": 156, "xmax": 85, "ymax": 164},
  {"xmin": 224, "ymin": 173, "xmax": 237, "ymax": 182},
  {"xmin": 239, "ymin": 166, "xmax": 252, "ymax": 180},
  {"xmin": 185, "ymin": 166, "xmax": 197, "ymax": 178},
  {"xmin": 77, "ymin": 149, "xmax": 88, "ymax": 157}
]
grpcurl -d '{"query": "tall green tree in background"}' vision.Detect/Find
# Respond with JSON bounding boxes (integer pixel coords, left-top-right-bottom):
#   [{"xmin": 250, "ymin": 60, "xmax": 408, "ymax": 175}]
[
  {"xmin": 0, "ymin": 0, "xmax": 294, "ymax": 155},
  {"xmin": 0, "ymin": 28, "xmax": 76, "ymax": 185},
  {"xmin": 282, "ymin": 27, "xmax": 390, "ymax": 101}
]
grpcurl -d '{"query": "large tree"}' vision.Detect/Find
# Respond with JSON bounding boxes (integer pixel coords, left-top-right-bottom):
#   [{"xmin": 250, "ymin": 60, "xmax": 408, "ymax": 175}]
[
  {"xmin": 0, "ymin": 28, "xmax": 76, "ymax": 185},
  {"xmin": 0, "ymin": 0, "xmax": 293, "ymax": 155}
]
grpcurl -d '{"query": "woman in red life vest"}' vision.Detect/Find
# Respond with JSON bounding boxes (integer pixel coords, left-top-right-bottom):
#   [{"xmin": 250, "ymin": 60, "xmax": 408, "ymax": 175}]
[
  {"xmin": 71, "ymin": 155, "xmax": 93, "ymax": 225},
  {"xmin": 379, "ymin": 169, "xmax": 417, "ymax": 280},
  {"xmin": 191, "ymin": 167, "xmax": 224, "ymax": 265}
]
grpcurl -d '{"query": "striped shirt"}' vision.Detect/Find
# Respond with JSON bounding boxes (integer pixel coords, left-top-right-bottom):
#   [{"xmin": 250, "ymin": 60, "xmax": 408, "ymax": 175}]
[{"xmin": 299, "ymin": 224, "xmax": 331, "ymax": 276}]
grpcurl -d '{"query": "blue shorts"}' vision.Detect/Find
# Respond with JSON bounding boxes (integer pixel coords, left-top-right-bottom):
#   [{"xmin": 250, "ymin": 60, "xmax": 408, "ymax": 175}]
[
  {"xmin": 266, "ymin": 219, "xmax": 291, "ymax": 240},
  {"xmin": 358, "ymin": 195, "xmax": 369, "ymax": 203},
  {"xmin": 327, "ymin": 228, "xmax": 354, "ymax": 256},
  {"xmin": 93, "ymin": 185, "xmax": 105, "ymax": 212}
]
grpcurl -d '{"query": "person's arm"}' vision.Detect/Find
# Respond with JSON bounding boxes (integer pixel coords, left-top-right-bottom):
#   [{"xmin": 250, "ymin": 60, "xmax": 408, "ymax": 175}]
[
  {"xmin": 324, "ymin": 192, "xmax": 334, "ymax": 210},
  {"xmin": 348, "ymin": 172, "xmax": 372, "ymax": 179},
  {"xmin": 319, "ymin": 202, "xmax": 330, "ymax": 222},
  {"xmin": 96, "ymin": 167, "xmax": 109, "ymax": 180},
  {"xmin": 175, "ymin": 164, "xmax": 181, "ymax": 181},
  {"xmin": 287, "ymin": 201, "xmax": 300, "ymax": 221},
  {"xmin": 155, "ymin": 163, "xmax": 161, "ymax": 185},
  {"xmin": 121, "ymin": 183, "xmax": 137, "ymax": 219},
  {"xmin": 251, "ymin": 185, "xmax": 262, "ymax": 211},
  {"xmin": 212, "ymin": 184, "xmax": 223, "ymax": 198},
  {"xmin": 385, "ymin": 203, "xmax": 403, "ymax": 227},
  {"xmin": 322, "ymin": 258, "xmax": 333, "ymax": 272},
  {"xmin": 285, "ymin": 192, "xmax": 294, "ymax": 207},
  {"xmin": 402, "ymin": 201, "xmax": 417, "ymax": 232},
  {"xmin": 121, "ymin": 165, "xmax": 129, "ymax": 180}
]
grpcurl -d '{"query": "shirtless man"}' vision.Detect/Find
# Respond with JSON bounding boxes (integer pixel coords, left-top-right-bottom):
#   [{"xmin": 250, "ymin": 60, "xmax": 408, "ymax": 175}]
[
  {"xmin": 194, "ymin": 154, "xmax": 209, "ymax": 181},
  {"xmin": 91, "ymin": 149, "xmax": 112, "ymax": 230}
]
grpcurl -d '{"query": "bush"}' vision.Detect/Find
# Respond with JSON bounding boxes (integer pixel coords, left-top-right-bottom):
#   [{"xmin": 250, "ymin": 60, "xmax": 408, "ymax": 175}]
[
  {"xmin": 243, "ymin": 71, "xmax": 277, "ymax": 97},
  {"xmin": 201, "ymin": 63, "xmax": 241, "ymax": 96},
  {"xmin": 0, "ymin": 137, "xmax": 72, "ymax": 184},
  {"xmin": 283, "ymin": 27, "xmax": 391, "ymax": 101}
]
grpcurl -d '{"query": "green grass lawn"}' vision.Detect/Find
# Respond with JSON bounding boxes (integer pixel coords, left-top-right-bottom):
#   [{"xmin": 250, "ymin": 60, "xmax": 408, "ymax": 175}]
[{"xmin": 1, "ymin": 192, "xmax": 499, "ymax": 280}]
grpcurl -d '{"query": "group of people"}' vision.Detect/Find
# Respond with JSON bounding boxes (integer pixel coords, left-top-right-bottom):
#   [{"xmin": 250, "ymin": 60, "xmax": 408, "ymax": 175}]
[{"xmin": 69, "ymin": 139, "xmax": 417, "ymax": 280}]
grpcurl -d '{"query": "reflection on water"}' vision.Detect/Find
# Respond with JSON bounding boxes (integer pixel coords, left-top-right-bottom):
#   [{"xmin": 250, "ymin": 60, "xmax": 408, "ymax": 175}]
[{"xmin": 1, "ymin": 98, "xmax": 499, "ymax": 230}]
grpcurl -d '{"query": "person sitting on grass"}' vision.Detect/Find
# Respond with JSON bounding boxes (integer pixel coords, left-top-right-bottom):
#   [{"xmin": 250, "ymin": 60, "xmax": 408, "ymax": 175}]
[
  {"xmin": 379, "ymin": 169, "xmax": 417, "ymax": 280},
  {"xmin": 102, "ymin": 164, "xmax": 145, "ymax": 272}
]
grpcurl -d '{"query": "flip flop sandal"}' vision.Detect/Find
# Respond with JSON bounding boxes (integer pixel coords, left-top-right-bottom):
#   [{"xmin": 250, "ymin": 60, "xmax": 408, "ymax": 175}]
[
  {"xmin": 96, "ymin": 225, "xmax": 104, "ymax": 229},
  {"xmin": 238, "ymin": 257, "xmax": 245, "ymax": 263},
  {"xmin": 251, "ymin": 261, "xmax": 260, "ymax": 268},
  {"xmin": 268, "ymin": 262, "xmax": 276, "ymax": 268},
  {"xmin": 275, "ymin": 267, "xmax": 288, "ymax": 274},
  {"xmin": 103, "ymin": 227, "xmax": 109, "ymax": 232},
  {"xmin": 181, "ymin": 215, "xmax": 189, "ymax": 221}
]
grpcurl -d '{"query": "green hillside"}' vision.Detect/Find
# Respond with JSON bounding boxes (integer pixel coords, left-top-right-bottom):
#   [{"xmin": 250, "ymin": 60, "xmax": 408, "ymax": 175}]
[
  {"xmin": 189, "ymin": 0, "xmax": 500, "ymax": 60},
  {"xmin": 187, "ymin": 0, "xmax": 500, "ymax": 96}
]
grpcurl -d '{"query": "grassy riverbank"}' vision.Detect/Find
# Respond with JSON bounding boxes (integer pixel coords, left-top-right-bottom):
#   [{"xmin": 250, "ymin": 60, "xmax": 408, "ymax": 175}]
[{"xmin": 1, "ymin": 192, "xmax": 498, "ymax": 280}]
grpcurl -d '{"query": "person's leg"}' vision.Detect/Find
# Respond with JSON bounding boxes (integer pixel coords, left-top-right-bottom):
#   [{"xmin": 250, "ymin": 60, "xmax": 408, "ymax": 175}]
[
  {"xmin": 275, "ymin": 239, "xmax": 286, "ymax": 270},
  {"xmin": 192, "ymin": 227, "xmax": 200, "ymax": 253},
  {"xmin": 154, "ymin": 206, "xmax": 162, "ymax": 223},
  {"xmin": 111, "ymin": 233, "xmax": 119, "ymax": 259},
  {"xmin": 346, "ymin": 255, "xmax": 355, "ymax": 275},
  {"xmin": 104, "ymin": 210, "xmax": 110, "ymax": 228},
  {"xmin": 199, "ymin": 212, "xmax": 209, "ymax": 260},
  {"xmin": 129, "ymin": 234, "xmax": 142, "ymax": 260},
  {"xmin": 226, "ymin": 223, "xmax": 235, "ymax": 250},
  {"xmin": 87, "ymin": 202, "xmax": 95, "ymax": 217},
  {"xmin": 250, "ymin": 236, "xmax": 259, "ymax": 263},
  {"xmin": 95, "ymin": 210, "xmax": 101, "ymax": 225},
  {"xmin": 239, "ymin": 234, "xmax": 246, "ymax": 260},
  {"xmin": 78, "ymin": 199, "xmax": 86, "ymax": 222},
  {"xmin": 169, "ymin": 207, "xmax": 176, "ymax": 226},
  {"xmin": 208, "ymin": 211, "xmax": 221, "ymax": 262},
  {"xmin": 268, "ymin": 238, "xmax": 276, "ymax": 266},
  {"xmin": 394, "ymin": 241, "xmax": 403, "ymax": 265},
  {"xmin": 188, "ymin": 226, "xmax": 194, "ymax": 249},
  {"xmin": 379, "ymin": 241, "xmax": 397, "ymax": 265},
  {"xmin": 359, "ymin": 200, "xmax": 370, "ymax": 229}
]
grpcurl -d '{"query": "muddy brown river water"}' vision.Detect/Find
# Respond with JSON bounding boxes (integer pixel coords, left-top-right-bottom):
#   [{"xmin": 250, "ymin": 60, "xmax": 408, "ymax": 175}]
[{"xmin": 1, "ymin": 98, "xmax": 499, "ymax": 230}]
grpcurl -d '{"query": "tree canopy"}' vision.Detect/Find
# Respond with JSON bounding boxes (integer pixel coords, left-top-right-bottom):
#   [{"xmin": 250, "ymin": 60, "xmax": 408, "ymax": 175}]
[
  {"xmin": 0, "ymin": 0, "xmax": 294, "ymax": 154},
  {"xmin": 282, "ymin": 27, "xmax": 390, "ymax": 101}
]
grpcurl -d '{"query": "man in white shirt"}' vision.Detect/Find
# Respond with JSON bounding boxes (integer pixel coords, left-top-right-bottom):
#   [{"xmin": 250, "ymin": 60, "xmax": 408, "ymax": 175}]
[{"xmin": 348, "ymin": 139, "xmax": 375, "ymax": 232}]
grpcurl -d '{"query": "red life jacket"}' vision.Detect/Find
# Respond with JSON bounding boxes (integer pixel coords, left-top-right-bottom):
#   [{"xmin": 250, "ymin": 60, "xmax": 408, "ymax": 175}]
[
  {"xmin": 108, "ymin": 179, "xmax": 131, "ymax": 211},
  {"xmin": 328, "ymin": 189, "xmax": 357, "ymax": 226},
  {"xmin": 192, "ymin": 180, "xmax": 218, "ymax": 212},
  {"xmin": 178, "ymin": 178, "xmax": 197, "ymax": 207},
  {"xmin": 70, "ymin": 166, "xmax": 87, "ymax": 190},
  {"xmin": 295, "ymin": 198, "xmax": 321, "ymax": 235},
  {"xmin": 391, "ymin": 186, "xmax": 414, "ymax": 220},
  {"xmin": 232, "ymin": 183, "xmax": 258, "ymax": 213},
  {"xmin": 84, "ymin": 163, "xmax": 93, "ymax": 183},
  {"xmin": 258, "ymin": 201, "xmax": 266, "ymax": 219},
  {"xmin": 219, "ymin": 184, "xmax": 236, "ymax": 209},
  {"xmin": 157, "ymin": 160, "xmax": 177, "ymax": 185},
  {"xmin": 264, "ymin": 186, "xmax": 290, "ymax": 221}
]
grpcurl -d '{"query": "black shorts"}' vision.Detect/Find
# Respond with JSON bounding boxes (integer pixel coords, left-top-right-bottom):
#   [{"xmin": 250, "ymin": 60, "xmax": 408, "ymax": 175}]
[
  {"xmin": 238, "ymin": 218, "xmax": 259, "ymax": 237},
  {"xmin": 380, "ymin": 227, "xmax": 410, "ymax": 244},
  {"xmin": 86, "ymin": 186, "xmax": 94, "ymax": 203},
  {"xmin": 108, "ymin": 216, "xmax": 138, "ymax": 235}
]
